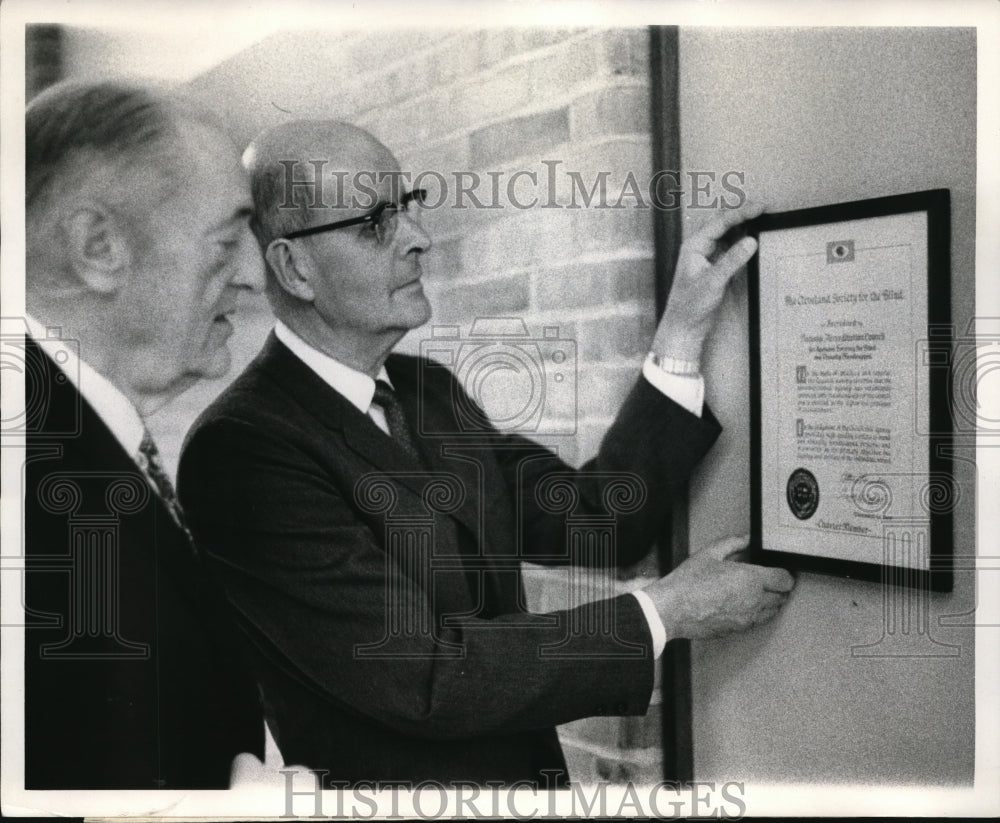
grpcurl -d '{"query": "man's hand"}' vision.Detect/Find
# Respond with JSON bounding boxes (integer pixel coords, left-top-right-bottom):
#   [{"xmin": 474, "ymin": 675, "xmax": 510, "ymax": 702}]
[
  {"xmin": 641, "ymin": 535, "xmax": 795, "ymax": 641},
  {"xmin": 652, "ymin": 201, "xmax": 766, "ymax": 365}
]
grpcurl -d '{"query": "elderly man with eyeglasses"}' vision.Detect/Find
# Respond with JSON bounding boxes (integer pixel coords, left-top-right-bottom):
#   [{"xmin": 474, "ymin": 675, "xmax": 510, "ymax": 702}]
[{"xmin": 177, "ymin": 119, "xmax": 794, "ymax": 788}]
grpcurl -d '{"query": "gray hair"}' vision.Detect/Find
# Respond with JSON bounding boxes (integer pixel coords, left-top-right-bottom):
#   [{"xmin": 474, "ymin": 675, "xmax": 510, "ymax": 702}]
[{"xmin": 26, "ymin": 80, "xmax": 220, "ymax": 225}]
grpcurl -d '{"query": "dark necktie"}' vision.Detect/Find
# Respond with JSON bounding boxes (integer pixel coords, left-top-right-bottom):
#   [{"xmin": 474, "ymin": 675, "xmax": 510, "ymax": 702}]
[
  {"xmin": 137, "ymin": 428, "xmax": 188, "ymax": 530},
  {"xmin": 373, "ymin": 380, "xmax": 424, "ymax": 464}
]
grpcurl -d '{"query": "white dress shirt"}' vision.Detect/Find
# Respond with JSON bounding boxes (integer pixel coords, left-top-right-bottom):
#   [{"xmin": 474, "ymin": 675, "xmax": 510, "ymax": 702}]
[
  {"xmin": 274, "ymin": 320, "xmax": 394, "ymax": 434},
  {"xmin": 641, "ymin": 354, "xmax": 704, "ymax": 418},
  {"xmin": 274, "ymin": 320, "xmax": 700, "ymax": 658}
]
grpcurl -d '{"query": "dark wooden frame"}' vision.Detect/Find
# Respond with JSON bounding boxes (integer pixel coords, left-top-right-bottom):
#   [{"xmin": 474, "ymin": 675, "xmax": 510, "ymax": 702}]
[{"xmin": 746, "ymin": 189, "xmax": 954, "ymax": 593}]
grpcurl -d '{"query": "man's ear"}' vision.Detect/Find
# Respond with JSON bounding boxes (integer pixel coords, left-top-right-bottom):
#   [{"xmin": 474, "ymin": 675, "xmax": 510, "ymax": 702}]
[
  {"xmin": 265, "ymin": 238, "xmax": 316, "ymax": 302},
  {"xmin": 62, "ymin": 205, "xmax": 132, "ymax": 294}
]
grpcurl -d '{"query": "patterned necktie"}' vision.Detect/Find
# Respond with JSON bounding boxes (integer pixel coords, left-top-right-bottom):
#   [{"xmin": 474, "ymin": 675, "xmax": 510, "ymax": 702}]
[
  {"xmin": 137, "ymin": 428, "xmax": 187, "ymax": 530},
  {"xmin": 372, "ymin": 380, "xmax": 424, "ymax": 464}
]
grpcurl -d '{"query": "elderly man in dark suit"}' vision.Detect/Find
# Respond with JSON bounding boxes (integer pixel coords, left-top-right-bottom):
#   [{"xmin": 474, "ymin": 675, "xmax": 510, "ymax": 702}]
[
  {"xmin": 22, "ymin": 80, "xmax": 267, "ymax": 789},
  {"xmin": 178, "ymin": 120, "xmax": 794, "ymax": 787}
]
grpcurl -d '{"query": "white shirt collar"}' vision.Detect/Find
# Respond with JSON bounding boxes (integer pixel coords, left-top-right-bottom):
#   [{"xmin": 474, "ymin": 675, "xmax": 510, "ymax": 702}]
[
  {"xmin": 273, "ymin": 319, "xmax": 390, "ymax": 414},
  {"xmin": 25, "ymin": 313, "xmax": 147, "ymax": 459}
]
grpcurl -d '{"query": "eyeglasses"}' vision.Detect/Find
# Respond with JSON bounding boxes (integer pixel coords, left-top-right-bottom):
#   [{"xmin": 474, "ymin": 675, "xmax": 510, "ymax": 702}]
[{"xmin": 282, "ymin": 188, "xmax": 427, "ymax": 246}]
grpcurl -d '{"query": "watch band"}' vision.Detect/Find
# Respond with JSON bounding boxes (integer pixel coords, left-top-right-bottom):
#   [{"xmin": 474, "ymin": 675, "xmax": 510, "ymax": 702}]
[{"xmin": 647, "ymin": 351, "xmax": 700, "ymax": 376}]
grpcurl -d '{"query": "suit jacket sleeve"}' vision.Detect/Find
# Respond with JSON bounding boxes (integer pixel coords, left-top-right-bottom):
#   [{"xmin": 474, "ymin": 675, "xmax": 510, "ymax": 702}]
[
  {"xmin": 472, "ymin": 373, "xmax": 722, "ymax": 567},
  {"xmin": 179, "ymin": 414, "xmax": 663, "ymax": 741}
]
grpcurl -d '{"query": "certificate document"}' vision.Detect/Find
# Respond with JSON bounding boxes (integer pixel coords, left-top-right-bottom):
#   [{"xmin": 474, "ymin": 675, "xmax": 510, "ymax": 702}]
[{"xmin": 749, "ymin": 191, "xmax": 951, "ymax": 589}]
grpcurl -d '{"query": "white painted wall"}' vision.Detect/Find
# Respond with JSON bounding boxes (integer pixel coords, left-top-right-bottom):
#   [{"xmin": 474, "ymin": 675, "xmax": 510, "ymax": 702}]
[{"xmin": 679, "ymin": 27, "xmax": 976, "ymax": 784}]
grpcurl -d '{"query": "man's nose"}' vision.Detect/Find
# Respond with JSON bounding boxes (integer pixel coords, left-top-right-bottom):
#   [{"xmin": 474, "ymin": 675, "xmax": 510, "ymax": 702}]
[
  {"xmin": 396, "ymin": 212, "xmax": 431, "ymax": 255},
  {"xmin": 231, "ymin": 231, "xmax": 267, "ymax": 293}
]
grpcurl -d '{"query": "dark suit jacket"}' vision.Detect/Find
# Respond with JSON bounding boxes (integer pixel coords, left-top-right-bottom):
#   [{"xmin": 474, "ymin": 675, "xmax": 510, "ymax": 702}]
[
  {"xmin": 177, "ymin": 333, "xmax": 721, "ymax": 786},
  {"xmin": 23, "ymin": 336, "xmax": 264, "ymax": 789}
]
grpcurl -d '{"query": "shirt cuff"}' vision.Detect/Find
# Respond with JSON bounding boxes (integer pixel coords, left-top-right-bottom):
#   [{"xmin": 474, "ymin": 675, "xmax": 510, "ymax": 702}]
[
  {"xmin": 631, "ymin": 589, "xmax": 667, "ymax": 659},
  {"xmin": 642, "ymin": 354, "xmax": 704, "ymax": 417}
]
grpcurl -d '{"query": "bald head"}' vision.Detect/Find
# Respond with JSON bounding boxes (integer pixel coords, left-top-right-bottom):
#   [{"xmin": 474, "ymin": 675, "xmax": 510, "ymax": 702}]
[{"xmin": 243, "ymin": 120, "xmax": 400, "ymax": 249}]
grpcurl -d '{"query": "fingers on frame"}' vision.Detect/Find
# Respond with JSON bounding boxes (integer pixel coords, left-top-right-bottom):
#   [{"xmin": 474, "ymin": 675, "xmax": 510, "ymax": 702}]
[
  {"xmin": 711, "ymin": 235, "xmax": 758, "ymax": 283},
  {"xmin": 705, "ymin": 535, "xmax": 751, "ymax": 560},
  {"xmin": 760, "ymin": 566, "xmax": 796, "ymax": 593},
  {"xmin": 687, "ymin": 201, "xmax": 766, "ymax": 256}
]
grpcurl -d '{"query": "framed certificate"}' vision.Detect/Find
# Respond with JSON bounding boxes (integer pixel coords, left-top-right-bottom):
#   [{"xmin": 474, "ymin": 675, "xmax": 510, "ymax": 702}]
[{"xmin": 747, "ymin": 190, "xmax": 952, "ymax": 591}]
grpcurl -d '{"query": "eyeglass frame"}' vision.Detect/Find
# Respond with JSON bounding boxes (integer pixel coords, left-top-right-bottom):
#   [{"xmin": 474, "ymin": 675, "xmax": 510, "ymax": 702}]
[{"xmin": 279, "ymin": 188, "xmax": 427, "ymax": 242}]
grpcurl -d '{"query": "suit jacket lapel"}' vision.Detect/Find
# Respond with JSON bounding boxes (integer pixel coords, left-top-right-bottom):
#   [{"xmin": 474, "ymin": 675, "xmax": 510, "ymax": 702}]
[
  {"xmin": 26, "ymin": 336, "xmax": 186, "ymax": 544},
  {"xmin": 385, "ymin": 355, "xmax": 485, "ymax": 543},
  {"xmin": 257, "ymin": 334, "xmax": 473, "ymax": 513},
  {"xmin": 25, "ymin": 336, "xmax": 203, "ymax": 605},
  {"xmin": 257, "ymin": 335, "xmax": 508, "ymax": 612}
]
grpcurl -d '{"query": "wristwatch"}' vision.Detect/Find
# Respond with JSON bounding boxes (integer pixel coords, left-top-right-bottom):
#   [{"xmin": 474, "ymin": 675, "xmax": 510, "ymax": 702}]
[{"xmin": 647, "ymin": 351, "xmax": 700, "ymax": 376}]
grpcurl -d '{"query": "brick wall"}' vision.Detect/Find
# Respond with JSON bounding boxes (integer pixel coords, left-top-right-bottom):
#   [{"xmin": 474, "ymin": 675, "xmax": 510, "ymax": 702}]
[{"xmin": 147, "ymin": 26, "xmax": 664, "ymax": 783}]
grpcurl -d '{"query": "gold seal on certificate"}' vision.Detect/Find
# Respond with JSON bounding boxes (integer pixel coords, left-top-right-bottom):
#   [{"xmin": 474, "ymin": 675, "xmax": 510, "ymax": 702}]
[{"xmin": 748, "ymin": 190, "xmax": 952, "ymax": 591}]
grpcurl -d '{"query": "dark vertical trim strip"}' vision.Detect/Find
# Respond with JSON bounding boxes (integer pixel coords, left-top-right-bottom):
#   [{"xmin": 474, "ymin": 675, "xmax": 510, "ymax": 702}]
[
  {"xmin": 649, "ymin": 24, "xmax": 694, "ymax": 784},
  {"xmin": 650, "ymin": 25, "xmax": 682, "ymax": 318},
  {"xmin": 26, "ymin": 24, "xmax": 63, "ymax": 101}
]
